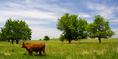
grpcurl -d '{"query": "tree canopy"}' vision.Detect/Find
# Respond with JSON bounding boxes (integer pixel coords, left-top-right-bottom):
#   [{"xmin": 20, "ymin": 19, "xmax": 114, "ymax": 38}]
[
  {"xmin": 57, "ymin": 14, "xmax": 114, "ymax": 43},
  {"xmin": 57, "ymin": 13, "xmax": 88, "ymax": 43},
  {"xmin": 87, "ymin": 15, "xmax": 114, "ymax": 43},
  {"xmin": 0, "ymin": 18, "xmax": 32, "ymax": 44},
  {"xmin": 78, "ymin": 18, "xmax": 88, "ymax": 39},
  {"xmin": 43, "ymin": 36, "xmax": 50, "ymax": 41}
]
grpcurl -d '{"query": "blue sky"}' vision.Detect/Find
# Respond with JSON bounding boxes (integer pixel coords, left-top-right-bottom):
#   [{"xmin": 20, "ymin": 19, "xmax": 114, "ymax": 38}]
[{"xmin": 0, "ymin": 0, "xmax": 118, "ymax": 39}]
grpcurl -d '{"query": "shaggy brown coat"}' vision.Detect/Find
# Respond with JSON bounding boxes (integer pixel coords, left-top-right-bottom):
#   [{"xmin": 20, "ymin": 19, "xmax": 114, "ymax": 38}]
[{"xmin": 22, "ymin": 42, "xmax": 45, "ymax": 55}]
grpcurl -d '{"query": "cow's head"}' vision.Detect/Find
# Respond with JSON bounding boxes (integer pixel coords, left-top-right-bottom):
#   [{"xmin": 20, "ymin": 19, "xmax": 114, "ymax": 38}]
[{"xmin": 22, "ymin": 42, "xmax": 29, "ymax": 48}]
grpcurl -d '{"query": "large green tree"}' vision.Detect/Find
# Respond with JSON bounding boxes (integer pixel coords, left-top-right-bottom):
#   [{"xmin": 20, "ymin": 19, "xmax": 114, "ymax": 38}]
[
  {"xmin": 78, "ymin": 18, "xmax": 88, "ymax": 39},
  {"xmin": 87, "ymin": 15, "xmax": 114, "ymax": 43},
  {"xmin": 57, "ymin": 13, "xmax": 78, "ymax": 43},
  {"xmin": 57, "ymin": 13, "xmax": 88, "ymax": 43},
  {"xmin": 0, "ymin": 18, "xmax": 32, "ymax": 44}
]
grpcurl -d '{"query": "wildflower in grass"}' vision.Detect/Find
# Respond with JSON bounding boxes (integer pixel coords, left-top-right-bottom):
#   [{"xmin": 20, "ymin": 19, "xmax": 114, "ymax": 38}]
[
  {"xmin": 4, "ymin": 52, "xmax": 11, "ymax": 56},
  {"xmin": 3, "ymin": 48, "xmax": 11, "ymax": 56},
  {"xmin": 93, "ymin": 49, "xmax": 106, "ymax": 55},
  {"xmin": 81, "ymin": 50, "xmax": 89, "ymax": 55}
]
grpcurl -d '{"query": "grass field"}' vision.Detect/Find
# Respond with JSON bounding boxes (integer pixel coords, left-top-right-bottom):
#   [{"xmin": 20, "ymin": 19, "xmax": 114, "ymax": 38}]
[{"xmin": 0, "ymin": 38, "xmax": 118, "ymax": 59}]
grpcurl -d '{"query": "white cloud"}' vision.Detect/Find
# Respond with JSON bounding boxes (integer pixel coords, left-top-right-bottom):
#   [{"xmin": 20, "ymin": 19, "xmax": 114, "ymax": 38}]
[
  {"xmin": 6, "ymin": 2, "xmax": 26, "ymax": 9},
  {"xmin": 0, "ymin": 10, "xmax": 58, "ymax": 22},
  {"xmin": 25, "ymin": 20, "xmax": 51, "ymax": 25},
  {"xmin": 109, "ymin": 18, "xmax": 118, "ymax": 23},
  {"xmin": 31, "ymin": 26, "xmax": 61, "ymax": 39},
  {"xmin": 112, "ymin": 28, "xmax": 118, "ymax": 38},
  {"xmin": 0, "ymin": 0, "xmax": 73, "ymax": 22},
  {"xmin": 87, "ymin": 3, "xmax": 106, "ymax": 11},
  {"xmin": 87, "ymin": 2, "xmax": 115, "ymax": 19},
  {"xmin": 24, "ymin": 0, "xmax": 32, "ymax": 3},
  {"xmin": 98, "ymin": 7, "xmax": 114, "ymax": 19},
  {"xmin": 79, "ymin": 13, "xmax": 91, "ymax": 18},
  {"xmin": 0, "ymin": 17, "xmax": 8, "ymax": 22}
]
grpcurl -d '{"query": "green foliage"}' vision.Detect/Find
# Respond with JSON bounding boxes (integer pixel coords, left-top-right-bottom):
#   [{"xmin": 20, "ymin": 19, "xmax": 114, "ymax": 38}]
[
  {"xmin": 1, "ymin": 27, "xmax": 10, "ymax": 41},
  {"xmin": 87, "ymin": 15, "xmax": 114, "ymax": 43},
  {"xmin": 59, "ymin": 34, "xmax": 65, "ymax": 42},
  {"xmin": 57, "ymin": 13, "xmax": 79, "ymax": 43},
  {"xmin": 78, "ymin": 18, "xmax": 88, "ymax": 39},
  {"xmin": 0, "ymin": 18, "xmax": 32, "ymax": 44},
  {"xmin": 44, "ymin": 36, "xmax": 50, "ymax": 41},
  {"xmin": 57, "ymin": 13, "xmax": 88, "ymax": 43}
]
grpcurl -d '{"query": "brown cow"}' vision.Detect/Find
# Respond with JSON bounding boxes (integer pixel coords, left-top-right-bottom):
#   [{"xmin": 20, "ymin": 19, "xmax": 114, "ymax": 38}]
[{"xmin": 22, "ymin": 42, "xmax": 46, "ymax": 55}]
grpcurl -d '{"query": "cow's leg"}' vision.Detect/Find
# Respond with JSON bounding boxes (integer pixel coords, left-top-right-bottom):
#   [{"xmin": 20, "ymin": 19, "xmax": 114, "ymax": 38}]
[
  {"xmin": 29, "ymin": 51, "xmax": 32, "ymax": 55},
  {"xmin": 42, "ymin": 49, "xmax": 45, "ymax": 54},
  {"xmin": 28, "ymin": 50, "xmax": 32, "ymax": 55},
  {"xmin": 35, "ymin": 51, "xmax": 38, "ymax": 54},
  {"xmin": 42, "ymin": 46, "xmax": 46, "ymax": 55},
  {"xmin": 39, "ymin": 50, "xmax": 42, "ymax": 55}
]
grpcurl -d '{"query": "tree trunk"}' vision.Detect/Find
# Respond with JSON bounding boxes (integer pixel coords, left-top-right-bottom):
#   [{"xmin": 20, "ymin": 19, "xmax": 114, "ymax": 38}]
[
  {"xmin": 98, "ymin": 37, "xmax": 101, "ymax": 43},
  {"xmin": 11, "ymin": 40, "xmax": 14, "ymax": 44},
  {"xmin": 8, "ymin": 39, "xmax": 10, "ymax": 42},
  {"xmin": 16, "ymin": 40, "xmax": 19, "ymax": 44},
  {"xmin": 68, "ymin": 39, "xmax": 71, "ymax": 44},
  {"xmin": 29, "ymin": 39, "xmax": 31, "ymax": 40}
]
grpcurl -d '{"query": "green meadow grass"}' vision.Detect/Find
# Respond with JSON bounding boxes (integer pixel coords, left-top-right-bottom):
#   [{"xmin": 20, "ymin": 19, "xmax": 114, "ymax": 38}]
[{"xmin": 0, "ymin": 38, "xmax": 118, "ymax": 59}]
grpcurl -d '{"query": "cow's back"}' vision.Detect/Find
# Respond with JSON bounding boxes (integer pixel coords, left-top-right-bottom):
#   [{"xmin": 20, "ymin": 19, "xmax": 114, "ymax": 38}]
[{"xmin": 31, "ymin": 42, "xmax": 45, "ymax": 49}]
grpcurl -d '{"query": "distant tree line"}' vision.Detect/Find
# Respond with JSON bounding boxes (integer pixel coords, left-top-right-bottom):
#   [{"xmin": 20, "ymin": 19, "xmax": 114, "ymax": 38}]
[
  {"xmin": 57, "ymin": 13, "xmax": 114, "ymax": 43},
  {"xmin": 0, "ymin": 13, "xmax": 114, "ymax": 44},
  {"xmin": 0, "ymin": 18, "xmax": 32, "ymax": 44}
]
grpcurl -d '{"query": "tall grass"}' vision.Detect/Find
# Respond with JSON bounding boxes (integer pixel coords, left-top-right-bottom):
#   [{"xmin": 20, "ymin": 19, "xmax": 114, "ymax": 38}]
[{"xmin": 0, "ymin": 38, "xmax": 118, "ymax": 59}]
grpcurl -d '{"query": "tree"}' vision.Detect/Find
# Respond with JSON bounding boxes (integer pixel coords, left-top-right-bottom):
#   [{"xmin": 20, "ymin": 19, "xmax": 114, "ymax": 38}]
[
  {"xmin": 44, "ymin": 36, "xmax": 50, "ymax": 41},
  {"xmin": 78, "ymin": 18, "xmax": 88, "ymax": 39},
  {"xmin": 87, "ymin": 15, "xmax": 114, "ymax": 43},
  {"xmin": 0, "ymin": 18, "xmax": 32, "ymax": 44},
  {"xmin": 57, "ymin": 13, "xmax": 80, "ymax": 43}
]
